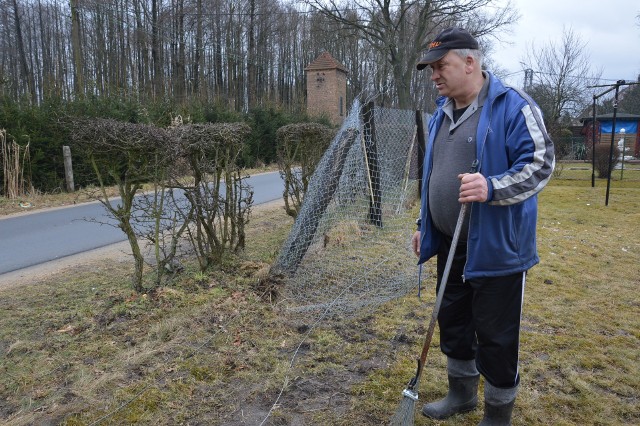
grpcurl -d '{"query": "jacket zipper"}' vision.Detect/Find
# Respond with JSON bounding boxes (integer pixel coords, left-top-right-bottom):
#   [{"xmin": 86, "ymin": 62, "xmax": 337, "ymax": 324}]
[{"xmin": 463, "ymin": 94, "xmax": 496, "ymax": 282}]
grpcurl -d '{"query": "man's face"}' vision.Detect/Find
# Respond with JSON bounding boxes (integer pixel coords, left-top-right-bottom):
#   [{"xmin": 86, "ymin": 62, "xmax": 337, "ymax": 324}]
[{"xmin": 428, "ymin": 51, "xmax": 471, "ymax": 99}]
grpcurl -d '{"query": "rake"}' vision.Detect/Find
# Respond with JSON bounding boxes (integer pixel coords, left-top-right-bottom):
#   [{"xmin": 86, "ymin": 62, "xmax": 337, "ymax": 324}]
[{"xmin": 390, "ymin": 160, "xmax": 477, "ymax": 425}]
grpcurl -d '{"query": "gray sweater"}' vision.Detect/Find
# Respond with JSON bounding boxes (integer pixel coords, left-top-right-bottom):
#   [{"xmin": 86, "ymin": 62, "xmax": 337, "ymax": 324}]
[{"xmin": 428, "ymin": 74, "xmax": 489, "ymax": 238}]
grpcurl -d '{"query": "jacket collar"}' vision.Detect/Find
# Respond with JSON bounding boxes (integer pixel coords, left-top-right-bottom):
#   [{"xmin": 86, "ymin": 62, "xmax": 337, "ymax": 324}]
[{"xmin": 434, "ymin": 70, "xmax": 508, "ymax": 109}]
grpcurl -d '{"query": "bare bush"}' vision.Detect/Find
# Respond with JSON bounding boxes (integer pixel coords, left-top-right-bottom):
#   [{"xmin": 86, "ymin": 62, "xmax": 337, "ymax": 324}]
[
  {"xmin": 69, "ymin": 118, "xmax": 255, "ymax": 287},
  {"xmin": 170, "ymin": 123, "xmax": 253, "ymax": 271},
  {"xmin": 1, "ymin": 129, "xmax": 33, "ymax": 199},
  {"xmin": 276, "ymin": 123, "xmax": 335, "ymax": 218},
  {"xmin": 69, "ymin": 118, "xmax": 177, "ymax": 292}
]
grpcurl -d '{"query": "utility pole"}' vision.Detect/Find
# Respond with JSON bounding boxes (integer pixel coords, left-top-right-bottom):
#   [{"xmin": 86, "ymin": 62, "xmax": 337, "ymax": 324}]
[{"xmin": 523, "ymin": 69, "xmax": 534, "ymax": 91}]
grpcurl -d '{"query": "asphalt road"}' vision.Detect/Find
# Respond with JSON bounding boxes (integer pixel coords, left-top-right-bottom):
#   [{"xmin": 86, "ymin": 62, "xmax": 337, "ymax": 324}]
[{"xmin": 0, "ymin": 171, "xmax": 284, "ymax": 277}]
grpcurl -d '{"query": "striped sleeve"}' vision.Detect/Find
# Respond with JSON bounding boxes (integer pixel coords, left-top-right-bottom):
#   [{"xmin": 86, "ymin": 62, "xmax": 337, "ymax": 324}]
[{"xmin": 489, "ymin": 102, "xmax": 556, "ymax": 206}]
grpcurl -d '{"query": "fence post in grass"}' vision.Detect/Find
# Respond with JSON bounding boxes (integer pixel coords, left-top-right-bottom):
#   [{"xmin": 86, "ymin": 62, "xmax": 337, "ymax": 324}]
[
  {"xmin": 63, "ymin": 145, "xmax": 75, "ymax": 192},
  {"xmin": 362, "ymin": 101, "xmax": 382, "ymax": 227}
]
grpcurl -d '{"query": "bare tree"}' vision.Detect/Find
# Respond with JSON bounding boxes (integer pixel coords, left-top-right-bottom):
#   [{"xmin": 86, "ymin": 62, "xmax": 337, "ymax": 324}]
[
  {"xmin": 171, "ymin": 0, "xmax": 186, "ymax": 101},
  {"xmin": 69, "ymin": 0, "xmax": 84, "ymax": 97},
  {"xmin": 193, "ymin": 0, "xmax": 204, "ymax": 98},
  {"xmin": 619, "ymin": 82, "xmax": 640, "ymax": 114},
  {"xmin": 132, "ymin": 0, "xmax": 149, "ymax": 97},
  {"xmin": 304, "ymin": 0, "xmax": 518, "ymax": 109},
  {"xmin": 247, "ymin": 0, "xmax": 257, "ymax": 109},
  {"xmin": 0, "ymin": 0, "xmax": 519, "ymax": 113},
  {"xmin": 521, "ymin": 27, "xmax": 602, "ymax": 133},
  {"xmin": 151, "ymin": 0, "xmax": 164, "ymax": 99},
  {"xmin": 11, "ymin": 0, "xmax": 37, "ymax": 103}
]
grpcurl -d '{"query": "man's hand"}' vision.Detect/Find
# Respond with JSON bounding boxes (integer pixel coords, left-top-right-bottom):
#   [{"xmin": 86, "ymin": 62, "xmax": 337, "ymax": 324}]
[
  {"xmin": 458, "ymin": 172, "xmax": 488, "ymax": 203},
  {"xmin": 411, "ymin": 231, "xmax": 421, "ymax": 258}
]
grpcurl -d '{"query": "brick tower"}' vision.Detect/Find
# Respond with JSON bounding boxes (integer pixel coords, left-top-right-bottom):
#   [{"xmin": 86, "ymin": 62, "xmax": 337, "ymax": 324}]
[{"xmin": 305, "ymin": 52, "xmax": 348, "ymax": 126}]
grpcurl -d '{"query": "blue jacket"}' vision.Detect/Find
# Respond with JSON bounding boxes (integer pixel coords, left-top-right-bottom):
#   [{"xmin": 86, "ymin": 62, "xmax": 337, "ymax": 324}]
[{"xmin": 418, "ymin": 71, "xmax": 555, "ymax": 279}]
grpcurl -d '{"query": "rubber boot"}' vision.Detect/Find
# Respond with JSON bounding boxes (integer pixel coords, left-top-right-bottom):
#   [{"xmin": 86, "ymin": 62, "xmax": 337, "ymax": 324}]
[
  {"xmin": 478, "ymin": 382, "xmax": 518, "ymax": 426},
  {"xmin": 421, "ymin": 359, "xmax": 480, "ymax": 419}
]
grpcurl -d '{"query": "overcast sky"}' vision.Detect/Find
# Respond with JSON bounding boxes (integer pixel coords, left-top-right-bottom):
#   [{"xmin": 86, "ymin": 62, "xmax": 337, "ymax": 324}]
[{"xmin": 488, "ymin": 0, "xmax": 640, "ymax": 88}]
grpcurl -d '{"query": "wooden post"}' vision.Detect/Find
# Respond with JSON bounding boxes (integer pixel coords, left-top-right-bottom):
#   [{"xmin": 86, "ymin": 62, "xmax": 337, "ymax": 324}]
[
  {"xmin": 362, "ymin": 101, "xmax": 382, "ymax": 227},
  {"xmin": 63, "ymin": 145, "xmax": 75, "ymax": 192}
]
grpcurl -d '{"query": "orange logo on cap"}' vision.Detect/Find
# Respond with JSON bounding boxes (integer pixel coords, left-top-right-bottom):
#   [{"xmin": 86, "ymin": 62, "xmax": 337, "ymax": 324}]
[{"xmin": 429, "ymin": 41, "xmax": 442, "ymax": 49}]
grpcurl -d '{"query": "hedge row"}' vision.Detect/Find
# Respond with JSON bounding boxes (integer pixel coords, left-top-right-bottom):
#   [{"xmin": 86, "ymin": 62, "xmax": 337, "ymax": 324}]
[{"xmin": 0, "ymin": 96, "xmax": 330, "ymax": 193}]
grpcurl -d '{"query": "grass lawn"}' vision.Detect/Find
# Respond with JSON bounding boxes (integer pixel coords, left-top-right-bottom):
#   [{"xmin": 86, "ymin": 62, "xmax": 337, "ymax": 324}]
[{"xmin": 0, "ymin": 165, "xmax": 638, "ymax": 425}]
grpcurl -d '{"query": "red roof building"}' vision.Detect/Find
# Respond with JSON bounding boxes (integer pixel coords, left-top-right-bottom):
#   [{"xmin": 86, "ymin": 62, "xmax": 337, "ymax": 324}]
[{"xmin": 305, "ymin": 52, "xmax": 348, "ymax": 126}]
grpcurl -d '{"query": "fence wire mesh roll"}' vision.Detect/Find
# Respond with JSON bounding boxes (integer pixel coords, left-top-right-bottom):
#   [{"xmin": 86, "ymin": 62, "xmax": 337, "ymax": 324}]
[{"xmin": 271, "ymin": 99, "xmax": 431, "ymax": 318}]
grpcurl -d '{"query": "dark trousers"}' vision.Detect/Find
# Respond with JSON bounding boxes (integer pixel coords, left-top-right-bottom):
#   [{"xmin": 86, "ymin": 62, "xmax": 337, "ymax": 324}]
[{"xmin": 436, "ymin": 235, "xmax": 525, "ymax": 389}]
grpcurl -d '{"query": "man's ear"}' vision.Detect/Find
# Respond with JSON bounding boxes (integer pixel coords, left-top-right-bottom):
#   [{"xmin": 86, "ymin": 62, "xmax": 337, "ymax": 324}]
[{"xmin": 465, "ymin": 56, "xmax": 475, "ymax": 73}]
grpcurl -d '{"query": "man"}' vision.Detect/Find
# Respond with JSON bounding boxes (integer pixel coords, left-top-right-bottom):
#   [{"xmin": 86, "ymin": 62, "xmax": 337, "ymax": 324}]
[{"xmin": 411, "ymin": 27, "xmax": 555, "ymax": 425}]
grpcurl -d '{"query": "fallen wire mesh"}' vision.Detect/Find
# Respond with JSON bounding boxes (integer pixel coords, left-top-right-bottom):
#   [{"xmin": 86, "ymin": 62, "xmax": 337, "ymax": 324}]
[{"xmin": 271, "ymin": 97, "xmax": 429, "ymax": 319}]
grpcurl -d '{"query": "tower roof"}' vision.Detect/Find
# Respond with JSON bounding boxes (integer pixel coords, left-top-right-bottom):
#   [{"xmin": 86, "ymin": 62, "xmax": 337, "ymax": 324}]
[{"xmin": 305, "ymin": 51, "xmax": 348, "ymax": 73}]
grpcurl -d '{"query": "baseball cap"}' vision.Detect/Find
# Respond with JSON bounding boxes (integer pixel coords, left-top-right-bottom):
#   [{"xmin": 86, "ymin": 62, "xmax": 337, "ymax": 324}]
[{"xmin": 416, "ymin": 27, "xmax": 479, "ymax": 70}]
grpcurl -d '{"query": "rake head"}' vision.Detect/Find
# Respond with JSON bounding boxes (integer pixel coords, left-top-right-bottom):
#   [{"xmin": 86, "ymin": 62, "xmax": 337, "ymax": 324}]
[{"xmin": 389, "ymin": 389, "xmax": 417, "ymax": 426}]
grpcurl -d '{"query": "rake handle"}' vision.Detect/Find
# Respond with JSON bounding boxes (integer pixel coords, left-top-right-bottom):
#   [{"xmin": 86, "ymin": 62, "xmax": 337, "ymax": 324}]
[{"xmin": 408, "ymin": 159, "xmax": 478, "ymax": 390}]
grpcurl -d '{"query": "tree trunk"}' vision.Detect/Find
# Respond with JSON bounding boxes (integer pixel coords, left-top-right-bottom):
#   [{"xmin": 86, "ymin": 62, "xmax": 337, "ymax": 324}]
[
  {"xmin": 37, "ymin": 0, "xmax": 54, "ymax": 98},
  {"xmin": 172, "ymin": 0, "xmax": 186, "ymax": 101},
  {"xmin": 12, "ymin": 0, "xmax": 37, "ymax": 103},
  {"xmin": 133, "ymin": 0, "xmax": 150, "ymax": 99},
  {"xmin": 151, "ymin": 0, "xmax": 164, "ymax": 99},
  {"xmin": 69, "ymin": 0, "xmax": 84, "ymax": 98},
  {"xmin": 193, "ymin": 0, "xmax": 204, "ymax": 99},
  {"xmin": 214, "ymin": 10, "xmax": 224, "ymax": 97},
  {"xmin": 247, "ymin": 0, "xmax": 256, "ymax": 109}
]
